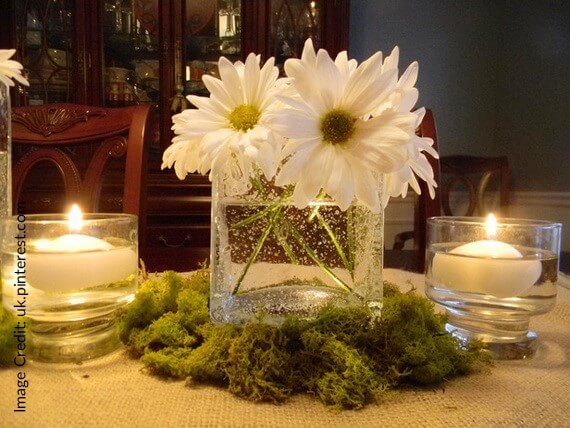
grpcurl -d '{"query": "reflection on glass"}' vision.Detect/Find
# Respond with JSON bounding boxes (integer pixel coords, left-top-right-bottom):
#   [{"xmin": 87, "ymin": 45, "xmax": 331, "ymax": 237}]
[
  {"xmin": 270, "ymin": 0, "xmax": 321, "ymax": 67},
  {"xmin": 15, "ymin": 0, "xmax": 74, "ymax": 105},
  {"xmin": 102, "ymin": 0, "xmax": 159, "ymax": 107},
  {"xmin": 184, "ymin": 0, "xmax": 242, "ymax": 96}
]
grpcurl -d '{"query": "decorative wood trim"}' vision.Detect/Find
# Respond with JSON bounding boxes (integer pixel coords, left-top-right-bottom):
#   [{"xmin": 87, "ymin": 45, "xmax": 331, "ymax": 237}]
[
  {"xmin": 83, "ymin": 136, "xmax": 128, "ymax": 210},
  {"xmin": 12, "ymin": 106, "xmax": 107, "ymax": 137}
]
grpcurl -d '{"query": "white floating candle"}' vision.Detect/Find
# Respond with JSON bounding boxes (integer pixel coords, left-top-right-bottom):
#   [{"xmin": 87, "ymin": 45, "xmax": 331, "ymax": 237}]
[
  {"xmin": 431, "ymin": 214, "xmax": 542, "ymax": 298},
  {"xmin": 25, "ymin": 205, "xmax": 137, "ymax": 293}
]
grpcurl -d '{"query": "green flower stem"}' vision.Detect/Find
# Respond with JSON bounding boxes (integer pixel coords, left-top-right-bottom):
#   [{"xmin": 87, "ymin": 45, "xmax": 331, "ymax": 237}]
[
  {"xmin": 251, "ymin": 176, "xmax": 266, "ymax": 195},
  {"xmin": 314, "ymin": 210, "xmax": 352, "ymax": 278},
  {"xmin": 232, "ymin": 207, "xmax": 282, "ymax": 295},
  {"xmin": 232, "ymin": 205, "xmax": 279, "ymax": 229},
  {"xmin": 307, "ymin": 191, "xmax": 327, "ymax": 223},
  {"xmin": 273, "ymin": 227, "xmax": 299, "ymax": 265},
  {"xmin": 286, "ymin": 219, "xmax": 353, "ymax": 293},
  {"xmin": 307, "ymin": 205, "xmax": 320, "ymax": 223}
]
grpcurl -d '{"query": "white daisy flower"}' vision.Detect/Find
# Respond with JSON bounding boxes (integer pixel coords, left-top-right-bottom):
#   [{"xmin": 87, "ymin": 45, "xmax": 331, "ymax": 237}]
[
  {"xmin": 373, "ymin": 51, "xmax": 438, "ymax": 207},
  {"xmin": 382, "ymin": 108, "xmax": 439, "ymax": 207},
  {"xmin": 268, "ymin": 39, "xmax": 419, "ymax": 212},
  {"xmin": 373, "ymin": 46, "xmax": 419, "ymax": 116},
  {"xmin": 0, "ymin": 49, "xmax": 29, "ymax": 88},
  {"xmin": 162, "ymin": 53, "xmax": 286, "ymax": 194}
]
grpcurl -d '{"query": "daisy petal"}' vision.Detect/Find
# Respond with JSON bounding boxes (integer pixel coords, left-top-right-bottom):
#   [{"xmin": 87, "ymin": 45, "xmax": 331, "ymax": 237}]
[
  {"xmin": 218, "ymin": 56, "xmax": 244, "ymax": 106},
  {"xmin": 300, "ymin": 38, "xmax": 317, "ymax": 64},
  {"xmin": 281, "ymin": 137, "xmax": 320, "ymax": 159},
  {"xmin": 243, "ymin": 53, "xmax": 261, "ymax": 105},
  {"xmin": 316, "ymin": 49, "xmax": 342, "ymax": 110},
  {"xmin": 202, "ymin": 75, "xmax": 236, "ymax": 108},
  {"xmin": 276, "ymin": 145, "xmax": 318, "ymax": 186},
  {"xmin": 265, "ymin": 110, "xmax": 319, "ymax": 139}
]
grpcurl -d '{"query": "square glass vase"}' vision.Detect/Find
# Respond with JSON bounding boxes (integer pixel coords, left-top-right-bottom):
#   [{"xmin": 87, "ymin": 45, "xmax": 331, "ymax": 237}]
[{"xmin": 209, "ymin": 174, "xmax": 384, "ymax": 325}]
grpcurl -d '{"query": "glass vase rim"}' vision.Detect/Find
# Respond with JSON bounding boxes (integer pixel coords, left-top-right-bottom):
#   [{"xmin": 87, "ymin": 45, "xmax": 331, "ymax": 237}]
[
  {"xmin": 3, "ymin": 213, "xmax": 138, "ymax": 225},
  {"xmin": 427, "ymin": 216, "xmax": 562, "ymax": 230}
]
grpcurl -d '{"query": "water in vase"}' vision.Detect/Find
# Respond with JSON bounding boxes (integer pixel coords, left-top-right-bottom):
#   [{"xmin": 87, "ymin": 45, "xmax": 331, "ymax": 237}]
[{"xmin": 210, "ymin": 193, "xmax": 384, "ymax": 325}]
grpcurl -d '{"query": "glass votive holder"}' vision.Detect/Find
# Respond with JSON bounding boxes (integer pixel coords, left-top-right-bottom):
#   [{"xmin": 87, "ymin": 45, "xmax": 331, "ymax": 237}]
[
  {"xmin": 425, "ymin": 216, "xmax": 561, "ymax": 359},
  {"xmin": 1, "ymin": 212, "xmax": 138, "ymax": 362}
]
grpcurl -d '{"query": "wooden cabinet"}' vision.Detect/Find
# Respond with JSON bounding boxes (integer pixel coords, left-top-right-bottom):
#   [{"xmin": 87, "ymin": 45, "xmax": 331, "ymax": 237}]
[{"xmin": 1, "ymin": 0, "xmax": 350, "ymax": 272}]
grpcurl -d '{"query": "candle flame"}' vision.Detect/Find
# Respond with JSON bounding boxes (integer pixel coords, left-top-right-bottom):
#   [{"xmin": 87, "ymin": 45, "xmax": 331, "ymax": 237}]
[
  {"xmin": 486, "ymin": 213, "xmax": 497, "ymax": 239},
  {"xmin": 68, "ymin": 204, "xmax": 83, "ymax": 232}
]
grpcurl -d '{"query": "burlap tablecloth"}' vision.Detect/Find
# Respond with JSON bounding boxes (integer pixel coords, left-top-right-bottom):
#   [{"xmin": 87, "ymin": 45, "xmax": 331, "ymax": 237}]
[{"xmin": 1, "ymin": 269, "xmax": 569, "ymax": 428}]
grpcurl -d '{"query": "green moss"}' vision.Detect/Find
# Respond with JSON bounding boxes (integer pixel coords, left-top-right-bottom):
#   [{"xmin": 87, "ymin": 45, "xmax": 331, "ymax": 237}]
[
  {"xmin": 176, "ymin": 288, "xmax": 209, "ymax": 332},
  {"xmin": 141, "ymin": 347, "xmax": 195, "ymax": 378},
  {"xmin": 301, "ymin": 329, "xmax": 384, "ymax": 409},
  {"xmin": 226, "ymin": 323, "xmax": 292, "ymax": 403},
  {"xmin": 116, "ymin": 271, "xmax": 189, "ymax": 343},
  {"xmin": 112, "ymin": 273, "xmax": 491, "ymax": 409},
  {"xmin": 185, "ymin": 324, "xmax": 239, "ymax": 383},
  {"xmin": 128, "ymin": 313, "xmax": 198, "ymax": 357}
]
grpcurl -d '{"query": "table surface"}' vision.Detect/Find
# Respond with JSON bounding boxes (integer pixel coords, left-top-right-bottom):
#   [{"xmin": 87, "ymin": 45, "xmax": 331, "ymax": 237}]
[{"xmin": 1, "ymin": 269, "xmax": 569, "ymax": 428}]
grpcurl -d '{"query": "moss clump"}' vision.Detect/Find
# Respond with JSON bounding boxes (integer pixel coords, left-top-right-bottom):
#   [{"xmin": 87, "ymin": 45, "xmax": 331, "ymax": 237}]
[
  {"xmin": 226, "ymin": 323, "xmax": 292, "ymax": 403},
  {"xmin": 116, "ymin": 272, "xmax": 491, "ymax": 409},
  {"xmin": 184, "ymin": 324, "xmax": 239, "ymax": 383}
]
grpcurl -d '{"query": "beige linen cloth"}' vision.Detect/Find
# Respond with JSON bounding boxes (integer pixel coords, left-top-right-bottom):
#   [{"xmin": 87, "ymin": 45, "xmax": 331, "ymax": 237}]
[{"xmin": 0, "ymin": 269, "xmax": 568, "ymax": 428}]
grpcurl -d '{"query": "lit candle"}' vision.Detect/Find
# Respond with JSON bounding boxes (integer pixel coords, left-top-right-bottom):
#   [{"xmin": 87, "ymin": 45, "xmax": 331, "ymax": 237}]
[
  {"xmin": 431, "ymin": 214, "xmax": 542, "ymax": 297},
  {"xmin": 26, "ymin": 205, "xmax": 137, "ymax": 292},
  {"xmin": 185, "ymin": 65, "xmax": 190, "ymax": 82}
]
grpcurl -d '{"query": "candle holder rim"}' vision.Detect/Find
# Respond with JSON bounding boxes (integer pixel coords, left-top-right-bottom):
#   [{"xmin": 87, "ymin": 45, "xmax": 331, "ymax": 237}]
[
  {"xmin": 427, "ymin": 216, "xmax": 562, "ymax": 229},
  {"xmin": 3, "ymin": 212, "xmax": 138, "ymax": 224}
]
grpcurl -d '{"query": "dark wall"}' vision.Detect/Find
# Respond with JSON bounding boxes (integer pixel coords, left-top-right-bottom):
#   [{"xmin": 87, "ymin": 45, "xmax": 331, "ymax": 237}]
[
  {"xmin": 495, "ymin": 1, "xmax": 570, "ymax": 191},
  {"xmin": 349, "ymin": 0, "xmax": 569, "ymax": 191}
]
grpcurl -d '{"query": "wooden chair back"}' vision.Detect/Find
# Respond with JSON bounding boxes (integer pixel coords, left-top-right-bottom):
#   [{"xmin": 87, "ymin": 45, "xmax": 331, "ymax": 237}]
[
  {"xmin": 413, "ymin": 109, "xmax": 441, "ymax": 261},
  {"xmin": 11, "ymin": 103, "xmax": 153, "ymax": 249},
  {"xmin": 440, "ymin": 156, "xmax": 509, "ymax": 216}
]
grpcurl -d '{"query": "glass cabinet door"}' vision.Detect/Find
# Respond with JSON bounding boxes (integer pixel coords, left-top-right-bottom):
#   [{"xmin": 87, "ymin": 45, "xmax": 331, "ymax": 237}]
[
  {"xmin": 269, "ymin": 0, "xmax": 322, "ymax": 66},
  {"xmin": 182, "ymin": 0, "xmax": 243, "ymax": 98},
  {"xmin": 14, "ymin": 0, "xmax": 75, "ymax": 105},
  {"xmin": 100, "ymin": 0, "xmax": 160, "ymax": 107}
]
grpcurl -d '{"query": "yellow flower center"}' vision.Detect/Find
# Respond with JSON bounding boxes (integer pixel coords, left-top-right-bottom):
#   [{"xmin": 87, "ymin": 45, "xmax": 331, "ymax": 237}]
[
  {"xmin": 229, "ymin": 104, "xmax": 261, "ymax": 131},
  {"xmin": 320, "ymin": 109, "xmax": 356, "ymax": 145}
]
